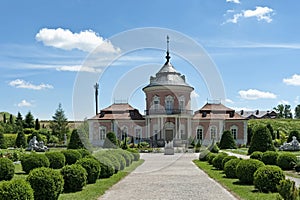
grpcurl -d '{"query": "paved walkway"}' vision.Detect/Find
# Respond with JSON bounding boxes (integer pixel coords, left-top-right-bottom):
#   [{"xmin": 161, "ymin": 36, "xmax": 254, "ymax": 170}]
[{"xmin": 98, "ymin": 153, "xmax": 237, "ymax": 200}]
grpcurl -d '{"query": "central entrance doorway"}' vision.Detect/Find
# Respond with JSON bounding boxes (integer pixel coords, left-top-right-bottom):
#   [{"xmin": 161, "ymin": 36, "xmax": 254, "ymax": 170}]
[
  {"xmin": 165, "ymin": 129, "xmax": 173, "ymax": 142},
  {"xmin": 164, "ymin": 122, "xmax": 175, "ymax": 143}
]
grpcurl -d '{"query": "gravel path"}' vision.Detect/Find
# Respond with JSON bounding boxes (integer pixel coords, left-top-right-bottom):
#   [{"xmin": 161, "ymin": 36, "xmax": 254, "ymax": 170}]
[{"xmin": 98, "ymin": 153, "xmax": 237, "ymax": 200}]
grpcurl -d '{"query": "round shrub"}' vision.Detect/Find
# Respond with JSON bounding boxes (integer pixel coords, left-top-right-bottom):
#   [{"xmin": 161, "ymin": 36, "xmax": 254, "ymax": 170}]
[
  {"xmin": 212, "ymin": 153, "xmax": 228, "ymax": 170},
  {"xmin": 261, "ymin": 151, "xmax": 278, "ymax": 165},
  {"xmin": 61, "ymin": 149, "xmax": 82, "ymax": 165},
  {"xmin": 45, "ymin": 151, "xmax": 65, "ymax": 169},
  {"xmin": 198, "ymin": 150, "xmax": 210, "ymax": 161},
  {"xmin": 0, "ymin": 179, "xmax": 34, "ymax": 200},
  {"xmin": 277, "ymin": 179, "xmax": 299, "ymax": 200},
  {"xmin": 116, "ymin": 150, "xmax": 133, "ymax": 166},
  {"xmin": 222, "ymin": 156, "xmax": 237, "ymax": 169},
  {"xmin": 277, "ymin": 153, "xmax": 297, "ymax": 170},
  {"xmin": 27, "ymin": 167, "xmax": 64, "ymax": 200},
  {"xmin": 77, "ymin": 149, "xmax": 92, "ymax": 158},
  {"xmin": 61, "ymin": 164, "xmax": 87, "ymax": 192},
  {"xmin": 210, "ymin": 144, "xmax": 219, "ymax": 153},
  {"xmin": 93, "ymin": 154, "xmax": 115, "ymax": 178},
  {"xmin": 254, "ymin": 165, "xmax": 285, "ymax": 192},
  {"xmin": 207, "ymin": 153, "xmax": 217, "ymax": 165},
  {"xmin": 21, "ymin": 153, "xmax": 50, "ymax": 174},
  {"xmin": 102, "ymin": 153, "xmax": 120, "ymax": 173},
  {"xmin": 76, "ymin": 158, "xmax": 101, "ymax": 184},
  {"xmin": 109, "ymin": 151, "xmax": 126, "ymax": 170},
  {"xmin": 0, "ymin": 157, "xmax": 15, "ymax": 181},
  {"xmin": 248, "ymin": 125, "xmax": 275, "ymax": 155},
  {"xmin": 224, "ymin": 158, "xmax": 241, "ymax": 178},
  {"xmin": 126, "ymin": 148, "xmax": 140, "ymax": 161},
  {"xmin": 236, "ymin": 159, "xmax": 265, "ymax": 184},
  {"xmin": 219, "ymin": 130, "xmax": 237, "ymax": 149},
  {"xmin": 250, "ymin": 151, "xmax": 263, "ymax": 161}
]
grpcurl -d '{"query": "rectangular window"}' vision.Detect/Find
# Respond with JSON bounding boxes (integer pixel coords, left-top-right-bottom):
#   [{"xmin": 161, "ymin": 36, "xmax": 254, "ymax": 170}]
[
  {"xmin": 135, "ymin": 129, "xmax": 141, "ymax": 140},
  {"xmin": 210, "ymin": 127, "xmax": 216, "ymax": 140},
  {"xmin": 231, "ymin": 129, "xmax": 237, "ymax": 140},
  {"xmin": 196, "ymin": 129, "xmax": 203, "ymax": 140},
  {"xmin": 99, "ymin": 127, "xmax": 106, "ymax": 140}
]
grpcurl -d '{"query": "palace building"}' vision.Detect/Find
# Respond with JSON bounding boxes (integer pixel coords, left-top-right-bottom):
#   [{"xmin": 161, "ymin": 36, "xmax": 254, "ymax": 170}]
[{"xmin": 88, "ymin": 39, "xmax": 247, "ymax": 147}]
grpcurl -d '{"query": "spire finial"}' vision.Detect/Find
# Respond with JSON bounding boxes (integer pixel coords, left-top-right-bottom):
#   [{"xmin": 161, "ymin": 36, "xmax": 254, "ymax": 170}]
[{"xmin": 165, "ymin": 35, "xmax": 170, "ymax": 63}]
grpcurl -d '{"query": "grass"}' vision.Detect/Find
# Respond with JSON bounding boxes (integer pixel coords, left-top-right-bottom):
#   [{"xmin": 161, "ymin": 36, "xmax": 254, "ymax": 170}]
[
  {"xmin": 223, "ymin": 148, "xmax": 249, "ymax": 155},
  {"xmin": 58, "ymin": 159, "xmax": 144, "ymax": 200},
  {"xmin": 193, "ymin": 160, "xmax": 280, "ymax": 200}
]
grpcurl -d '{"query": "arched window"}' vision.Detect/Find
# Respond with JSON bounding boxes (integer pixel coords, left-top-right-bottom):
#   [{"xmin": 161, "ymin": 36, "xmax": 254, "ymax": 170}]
[
  {"xmin": 153, "ymin": 124, "xmax": 159, "ymax": 140},
  {"xmin": 99, "ymin": 126, "xmax": 106, "ymax": 140},
  {"xmin": 230, "ymin": 125, "xmax": 238, "ymax": 140},
  {"xmin": 165, "ymin": 95, "xmax": 174, "ymax": 113},
  {"xmin": 210, "ymin": 126, "xmax": 217, "ymax": 140},
  {"xmin": 179, "ymin": 95, "xmax": 185, "ymax": 111},
  {"xmin": 196, "ymin": 126, "xmax": 203, "ymax": 140},
  {"xmin": 152, "ymin": 95, "xmax": 160, "ymax": 110}
]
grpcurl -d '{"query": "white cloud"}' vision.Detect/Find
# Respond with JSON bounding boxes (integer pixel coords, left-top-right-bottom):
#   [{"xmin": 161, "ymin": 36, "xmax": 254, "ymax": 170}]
[
  {"xmin": 239, "ymin": 89, "xmax": 277, "ymax": 100},
  {"xmin": 225, "ymin": 6, "xmax": 274, "ymax": 24},
  {"xmin": 226, "ymin": 0, "xmax": 240, "ymax": 4},
  {"xmin": 278, "ymin": 100, "xmax": 290, "ymax": 105},
  {"xmin": 36, "ymin": 28, "xmax": 120, "ymax": 53},
  {"xmin": 225, "ymin": 98, "xmax": 234, "ymax": 104},
  {"xmin": 56, "ymin": 65, "xmax": 101, "ymax": 73},
  {"xmin": 17, "ymin": 100, "xmax": 32, "ymax": 107},
  {"xmin": 283, "ymin": 74, "xmax": 300, "ymax": 86},
  {"xmin": 9, "ymin": 79, "xmax": 53, "ymax": 90},
  {"xmin": 295, "ymin": 96, "xmax": 300, "ymax": 104}
]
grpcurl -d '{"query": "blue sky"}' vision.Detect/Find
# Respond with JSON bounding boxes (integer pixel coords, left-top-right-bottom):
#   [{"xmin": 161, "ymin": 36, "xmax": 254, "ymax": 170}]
[{"xmin": 1, "ymin": 0, "xmax": 300, "ymax": 120}]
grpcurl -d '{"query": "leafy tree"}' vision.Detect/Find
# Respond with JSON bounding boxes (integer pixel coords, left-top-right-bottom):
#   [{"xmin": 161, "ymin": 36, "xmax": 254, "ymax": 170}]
[
  {"xmin": 274, "ymin": 104, "xmax": 284, "ymax": 118},
  {"xmin": 68, "ymin": 129, "xmax": 85, "ymax": 149},
  {"xmin": 24, "ymin": 111, "xmax": 34, "ymax": 129},
  {"xmin": 9, "ymin": 114, "xmax": 13, "ymax": 124},
  {"xmin": 15, "ymin": 130, "xmax": 27, "ymax": 148},
  {"xmin": 219, "ymin": 130, "xmax": 237, "ymax": 149},
  {"xmin": 3, "ymin": 114, "xmax": 6, "ymax": 123},
  {"xmin": 15, "ymin": 112, "xmax": 23, "ymax": 131},
  {"xmin": 50, "ymin": 103, "xmax": 69, "ymax": 141},
  {"xmin": 266, "ymin": 123, "xmax": 275, "ymax": 140},
  {"xmin": 34, "ymin": 118, "xmax": 40, "ymax": 130},
  {"xmin": 0, "ymin": 128, "xmax": 5, "ymax": 149},
  {"xmin": 248, "ymin": 125, "xmax": 275, "ymax": 155},
  {"xmin": 284, "ymin": 104, "xmax": 292, "ymax": 119},
  {"xmin": 247, "ymin": 126, "xmax": 253, "ymax": 145},
  {"xmin": 287, "ymin": 130, "xmax": 300, "ymax": 143},
  {"xmin": 103, "ymin": 132, "xmax": 117, "ymax": 148},
  {"xmin": 295, "ymin": 104, "xmax": 300, "ymax": 119}
]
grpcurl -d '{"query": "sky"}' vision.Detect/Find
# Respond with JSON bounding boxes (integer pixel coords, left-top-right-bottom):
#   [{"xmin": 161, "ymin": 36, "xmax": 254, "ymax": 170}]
[{"xmin": 0, "ymin": 0, "xmax": 300, "ymax": 120}]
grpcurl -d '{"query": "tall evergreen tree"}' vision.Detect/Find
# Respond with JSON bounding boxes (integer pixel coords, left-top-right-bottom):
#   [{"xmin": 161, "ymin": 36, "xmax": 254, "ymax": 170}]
[
  {"xmin": 3, "ymin": 114, "xmax": 6, "ymax": 123},
  {"xmin": 9, "ymin": 114, "xmax": 13, "ymax": 124},
  {"xmin": 219, "ymin": 130, "xmax": 237, "ymax": 149},
  {"xmin": 35, "ymin": 118, "xmax": 40, "ymax": 130},
  {"xmin": 248, "ymin": 125, "xmax": 275, "ymax": 154},
  {"xmin": 15, "ymin": 130, "xmax": 26, "ymax": 148},
  {"xmin": 266, "ymin": 123, "xmax": 275, "ymax": 140},
  {"xmin": 274, "ymin": 104, "xmax": 284, "ymax": 118},
  {"xmin": 67, "ymin": 129, "xmax": 85, "ymax": 149},
  {"xmin": 15, "ymin": 112, "xmax": 23, "ymax": 131},
  {"xmin": 50, "ymin": 103, "xmax": 69, "ymax": 141},
  {"xmin": 295, "ymin": 104, "xmax": 300, "ymax": 119},
  {"xmin": 103, "ymin": 132, "xmax": 117, "ymax": 148},
  {"xmin": 284, "ymin": 104, "xmax": 293, "ymax": 119},
  {"xmin": 24, "ymin": 111, "xmax": 34, "ymax": 128}
]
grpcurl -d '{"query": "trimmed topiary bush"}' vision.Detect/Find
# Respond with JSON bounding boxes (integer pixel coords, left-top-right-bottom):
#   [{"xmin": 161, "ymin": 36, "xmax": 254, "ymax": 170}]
[
  {"xmin": 236, "ymin": 159, "xmax": 265, "ymax": 184},
  {"xmin": 21, "ymin": 153, "xmax": 50, "ymax": 174},
  {"xmin": 248, "ymin": 125, "xmax": 275, "ymax": 155},
  {"xmin": 261, "ymin": 151, "xmax": 278, "ymax": 165},
  {"xmin": 67, "ymin": 129, "xmax": 85, "ymax": 149},
  {"xmin": 219, "ymin": 130, "xmax": 237, "ymax": 149},
  {"xmin": 126, "ymin": 148, "xmax": 140, "ymax": 161},
  {"xmin": 77, "ymin": 149, "xmax": 92, "ymax": 158},
  {"xmin": 45, "ymin": 151, "xmax": 65, "ymax": 169},
  {"xmin": 116, "ymin": 150, "xmax": 133, "ymax": 166},
  {"xmin": 277, "ymin": 152, "xmax": 297, "ymax": 170},
  {"xmin": 212, "ymin": 153, "xmax": 228, "ymax": 170},
  {"xmin": 61, "ymin": 164, "xmax": 87, "ymax": 193},
  {"xmin": 277, "ymin": 179, "xmax": 299, "ymax": 200},
  {"xmin": 0, "ymin": 179, "xmax": 34, "ymax": 200},
  {"xmin": 207, "ymin": 153, "xmax": 217, "ymax": 165},
  {"xmin": 102, "ymin": 153, "xmax": 120, "ymax": 173},
  {"xmin": 199, "ymin": 150, "xmax": 210, "ymax": 161},
  {"xmin": 15, "ymin": 130, "xmax": 27, "ymax": 148},
  {"xmin": 210, "ymin": 144, "xmax": 219, "ymax": 153},
  {"xmin": 224, "ymin": 158, "xmax": 241, "ymax": 178},
  {"xmin": 61, "ymin": 149, "xmax": 82, "ymax": 165},
  {"xmin": 254, "ymin": 165, "xmax": 285, "ymax": 192},
  {"xmin": 222, "ymin": 156, "xmax": 237, "ymax": 169},
  {"xmin": 109, "ymin": 151, "xmax": 126, "ymax": 170},
  {"xmin": 76, "ymin": 157, "xmax": 101, "ymax": 184},
  {"xmin": 0, "ymin": 157, "xmax": 15, "ymax": 181},
  {"xmin": 27, "ymin": 167, "xmax": 64, "ymax": 200},
  {"xmin": 93, "ymin": 154, "xmax": 115, "ymax": 178},
  {"xmin": 250, "ymin": 151, "xmax": 263, "ymax": 161},
  {"xmin": 103, "ymin": 132, "xmax": 117, "ymax": 148}
]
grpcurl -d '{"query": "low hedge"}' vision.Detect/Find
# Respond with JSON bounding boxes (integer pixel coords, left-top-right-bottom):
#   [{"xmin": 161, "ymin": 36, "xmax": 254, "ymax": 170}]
[
  {"xmin": 250, "ymin": 151, "xmax": 263, "ymax": 161},
  {"xmin": 207, "ymin": 153, "xmax": 217, "ymax": 165},
  {"xmin": 236, "ymin": 159, "xmax": 265, "ymax": 184},
  {"xmin": 0, "ymin": 157, "xmax": 15, "ymax": 181},
  {"xmin": 254, "ymin": 165, "xmax": 285, "ymax": 192},
  {"xmin": 45, "ymin": 151, "xmax": 65, "ymax": 169},
  {"xmin": 93, "ymin": 154, "xmax": 115, "ymax": 178},
  {"xmin": 277, "ymin": 152, "xmax": 297, "ymax": 170},
  {"xmin": 221, "ymin": 156, "xmax": 237, "ymax": 169},
  {"xmin": 21, "ymin": 153, "xmax": 50, "ymax": 174},
  {"xmin": 109, "ymin": 151, "xmax": 126, "ymax": 170},
  {"xmin": 212, "ymin": 153, "xmax": 228, "ymax": 170},
  {"xmin": 61, "ymin": 149, "xmax": 82, "ymax": 165},
  {"xmin": 224, "ymin": 158, "xmax": 241, "ymax": 178},
  {"xmin": 27, "ymin": 167, "xmax": 64, "ymax": 200},
  {"xmin": 261, "ymin": 151, "xmax": 278, "ymax": 165},
  {"xmin": 198, "ymin": 150, "xmax": 210, "ymax": 161},
  {"xmin": 0, "ymin": 179, "xmax": 34, "ymax": 200},
  {"xmin": 126, "ymin": 148, "xmax": 140, "ymax": 161},
  {"xmin": 61, "ymin": 164, "xmax": 87, "ymax": 193},
  {"xmin": 76, "ymin": 158, "xmax": 101, "ymax": 184}
]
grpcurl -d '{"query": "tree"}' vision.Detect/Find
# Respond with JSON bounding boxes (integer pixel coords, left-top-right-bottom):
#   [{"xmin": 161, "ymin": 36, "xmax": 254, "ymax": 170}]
[
  {"xmin": 15, "ymin": 112, "xmax": 23, "ymax": 131},
  {"xmin": 219, "ymin": 130, "xmax": 237, "ymax": 149},
  {"xmin": 50, "ymin": 103, "xmax": 69, "ymax": 141},
  {"xmin": 284, "ymin": 104, "xmax": 292, "ymax": 119},
  {"xmin": 15, "ymin": 130, "xmax": 26, "ymax": 148},
  {"xmin": 266, "ymin": 123, "xmax": 275, "ymax": 140},
  {"xmin": 24, "ymin": 111, "xmax": 34, "ymax": 129},
  {"xmin": 248, "ymin": 125, "xmax": 275, "ymax": 155},
  {"xmin": 274, "ymin": 104, "xmax": 284, "ymax": 118},
  {"xmin": 67, "ymin": 129, "xmax": 85, "ymax": 149},
  {"xmin": 0, "ymin": 127, "xmax": 5, "ymax": 149},
  {"xmin": 3, "ymin": 114, "xmax": 6, "ymax": 123},
  {"xmin": 9, "ymin": 114, "xmax": 13, "ymax": 124},
  {"xmin": 103, "ymin": 132, "xmax": 117, "ymax": 148},
  {"xmin": 34, "ymin": 118, "xmax": 40, "ymax": 130},
  {"xmin": 247, "ymin": 126, "xmax": 253, "ymax": 146},
  {"xmin": 295, "ymin": 104, "xmax": 300, "ymax": 119},
  {"xmin": 287, "ymin": 130, "xmax": 300, "ymax": 143}
]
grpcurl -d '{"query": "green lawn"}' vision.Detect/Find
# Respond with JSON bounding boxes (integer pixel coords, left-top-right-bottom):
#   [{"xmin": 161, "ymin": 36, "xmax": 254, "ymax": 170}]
[
  {"xmin": 193, "ymin": 160, "xmax": 280, "ymax": 200},
  {"xmin": 58, "ymin": 159, "xmax": 144, "ymax": 200}
]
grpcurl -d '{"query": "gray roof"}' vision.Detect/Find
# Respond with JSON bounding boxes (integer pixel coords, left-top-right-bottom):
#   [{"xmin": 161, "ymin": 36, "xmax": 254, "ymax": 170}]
[{"xmin": 238, "ymin": 110, "xmax": 277, "ymax": 119}]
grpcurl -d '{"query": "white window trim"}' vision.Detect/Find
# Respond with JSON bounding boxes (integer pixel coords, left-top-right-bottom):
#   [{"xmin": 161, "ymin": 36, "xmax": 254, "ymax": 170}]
[
  {"xmin": 196, "ymin": 126, "xmax": 203, "ymax": 140},
  {"xmin": 179, "ymin": 95, "xmax": 185, "ymax": 111},
  {"xmin": 230, "ymin": 125, "xmax": 238, "ymax": 140},
  {"xmin": 210, "ymin": 126, "xmax": 217, "ymax": 140},
  {"xmin": 99, "ymin": 126, "xmax": 106, "ymax": 141}
]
